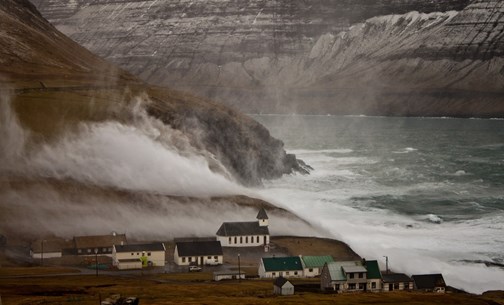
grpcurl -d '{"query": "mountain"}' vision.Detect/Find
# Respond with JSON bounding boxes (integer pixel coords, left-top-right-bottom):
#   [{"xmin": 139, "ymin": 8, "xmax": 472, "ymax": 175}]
[
  {"xmin": 0, "ymin": 0, "xmax": 304, "ymax": 185},
  {"xmin": 30, "ymin": 0, "xmax": 503, "ymax": 117},
  {"xmin": 0, "ymin": 0, "xmax": 312, "ymax": 239}
]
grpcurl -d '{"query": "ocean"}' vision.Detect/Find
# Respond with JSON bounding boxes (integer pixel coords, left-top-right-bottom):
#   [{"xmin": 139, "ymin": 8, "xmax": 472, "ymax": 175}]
[{"xmin": 252, "ymin": 114, "xmax": 504, "ymax": 294}]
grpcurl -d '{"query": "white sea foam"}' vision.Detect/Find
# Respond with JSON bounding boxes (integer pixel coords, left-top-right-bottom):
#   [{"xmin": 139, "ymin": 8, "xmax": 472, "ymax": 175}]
[
  {"xmin": 255, "ymin": 151, "xmax": 504, "ymax": 294},
  {"xmin": 289, "ymin": 148, "xmax": 354, "ymax": 155}
]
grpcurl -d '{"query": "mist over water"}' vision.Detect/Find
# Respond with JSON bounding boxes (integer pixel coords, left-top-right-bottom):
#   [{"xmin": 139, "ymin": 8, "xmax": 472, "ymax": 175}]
[{"xmin": 253, "ymin": 114, "xmax": 504, "ymax": 294}]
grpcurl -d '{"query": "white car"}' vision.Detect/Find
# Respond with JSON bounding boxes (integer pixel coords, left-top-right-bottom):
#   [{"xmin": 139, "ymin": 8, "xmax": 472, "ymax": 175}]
[{"xmin": 189, "ymin": 266, "xmax": 202, "ymax": 272}]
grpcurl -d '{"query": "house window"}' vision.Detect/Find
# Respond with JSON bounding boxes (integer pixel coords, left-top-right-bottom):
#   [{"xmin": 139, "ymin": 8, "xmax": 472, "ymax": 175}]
[
  {"xmin": 78, "ymin": 249, "xmax": 82, "ymax": 254},
  {"xmin": 102, "ymin": 248, "xmax": 107, "ymax": 252},
  {"xmin": 207, "ymin": 256, "xmax": 211, "ymax": 259},
  {"xmin": 108, "ymin": 248, "xmax": 112, "ymax": 252},
  {"xmin": 349, "ymin": 273, "xmax": 354, "ymax": 279},
  {"xmin": 229, "ymin": 237, "xmax": 232, "ymax": 244},
  {"xmin": 394, "ymin": 283, "xmax": 400, "ymax": 290},
  {"xmin": 148, "ymin": 252, "xmax": 151, "ymax": 256},
  {"xmin": 137, "ymin": 252, "xmax": 140, "ymax": 255},
  {"xmin": 240, "ymin": 237, "xmax": 243, "ymax": 244},
  {"xmin": 272, "ymin": 272, "xmax": 276, "ymax": 276},
  {"xmin": 131, "ymin": 253, "xmax": 134, "ymax": 256},
  {"xmin": 214, "ymin": 256, "xmax": 218, "ymax": 259},
  {"xmin": 87, "ymin": 249, "xmax": 91, "ymax": 253},
  {"xmin": 349, "ymin": 283, "xmax": 356, "ymax": 290},
  {"xmin": 294, "ymin": 271, "xmax": 298, "ymax": 275},
  {"xmin": 286, "ymin": 272, "xmax": 290, "ymax": 275},
  {"xmin": 245, "ymin": 237, "xmax": 248, "ymax": 243},
  {"xmin": 308, "ymin": 268, "xmax": 313, "ymax": 272},
  {"xmin": 371, "ymin": 282, "xmax": 376, "ymax": 289},
  {"xmin": 182, "ymin": 257, "xmax": 186, "ymax": 263},
  {"xmin": 359, "ymin": 284, "xmax": 365, "ymax": 290},
  {"xmin": 234, "ymin": 237, "xmax": 237, "ymax": 243},
  {"xmin": 256, "ymin": 236, "xmax": 259, "ymax": 243},
  {"xmin": 359, "ymin": 273, "xmax": 363, "ymax": 278}
]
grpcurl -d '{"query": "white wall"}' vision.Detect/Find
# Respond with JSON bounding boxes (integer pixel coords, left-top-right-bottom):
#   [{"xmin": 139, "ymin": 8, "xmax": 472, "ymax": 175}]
[
  {"xmin": 218, "ymin": 235, "xmax": 269, "ymax": 247},
  {"xmin": 113, "ymin": 248, "xmax": 165, "ymax": 267},
  {"xmin": 303, "ymin": 267, "xmax": 321, "ymax": 278},
  {"xmin": 31, "ymin": 251, "xmax": 62, "ymax": 259}
]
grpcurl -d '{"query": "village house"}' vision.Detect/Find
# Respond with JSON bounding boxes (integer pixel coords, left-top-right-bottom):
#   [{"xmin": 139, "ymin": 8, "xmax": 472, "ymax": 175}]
[
  {"xmin": 174, "ymin": 240, "xmax": 223, "ymax": 266},
  {"xmin": 30, "ymin": 238, "xmax": 72, "ymax": 260},
  {"xmin": 382, "ymin": 273, "xmax": 414, "ymax": 291},
  {"xmin": 67, "ymin": 232, "xmax": 127, "ymax": 256},
  {"xmin": 216, "ymin": 208, "xmax": 270, "ymax": 248},
  {"xmin": 320, "ymin": 261, "xmax": 368, "ymax": 292},
  {"xmin": 112, "ymin": 243, "xmax": 166, "ymax": 269},
  {"xmin": 258, "ymin": 256, "xmax": 304, "ymax": 278},
  {"xmin": 412, "ymin": 274, "xmax": 447, "ymax": 293},
  {"xmin": 273, "ymin": 276, "xmax": 295, "ymax": 296},
  {"xmin": 300, "ymin": 255, "xmax": 334, "ymax": 277},
  {"xmin": 364, "ymin": 260, "xmax": 383, "ymax": 292},
  {"xmin": 213, "ymin": 271, "xmax": 246, "ymax": 281}
]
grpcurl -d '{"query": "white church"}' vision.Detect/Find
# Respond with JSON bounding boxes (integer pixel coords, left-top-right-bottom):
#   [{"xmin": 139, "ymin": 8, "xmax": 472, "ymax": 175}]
[{"xmin": 216, "ymin": 208, "xmax": 270, "ymax": 248}]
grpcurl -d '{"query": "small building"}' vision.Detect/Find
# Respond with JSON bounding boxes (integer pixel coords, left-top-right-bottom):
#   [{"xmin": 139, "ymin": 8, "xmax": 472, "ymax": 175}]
[
  {"xmin": 259, "ymin": 256, "xmax": 304, "ymax": 278},
  {"xmin": 320, "ymin": 261, "xmax": 366, "ymax": 292},
  {"xmin": 115, "ymin": 258, "xmax": 142, "ymax": 270},
  {"xmin": 112, "ymin": 243, "xmax": 166, "ymax": 268},
  {"xmin": 364, "ymin": 260, "xmax": 383, "ymax": 292},
  {"xmin": 273, "ymin": 276, "xmax": 295, "ymax": 295},
  {"xmin": 70, "ymin": 233, "xmax": 127, "ymax": 256},
  {"xmin": 213, "ymin": 271, "xmax": 246, "ymax": 281},
  {"xmin": 174, "ymin": 240, "xmax": 223, "ymax": 266},
  {"xmin": 412, "ymin": 274, "xmax": 446, "ymax": 293},
  {"xmin": 30, "ymin": 238, "xmax": 72, "ymax": 259},
  {"xmin": 382, "ymin": 273, "xmax": 414, "ymax": 291},
  {"xmin": 216, "ymin": 208, "xmax": 270, "ymax": 248},
  {"xmin": 300, "ymin": 255, "xmax": 334, "ymax": 277}
]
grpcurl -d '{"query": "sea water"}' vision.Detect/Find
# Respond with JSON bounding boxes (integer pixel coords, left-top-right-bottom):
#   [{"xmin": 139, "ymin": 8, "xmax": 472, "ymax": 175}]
[{"xmin": 253, "ymin": 115, "xmax": 504, "ymax": 294}]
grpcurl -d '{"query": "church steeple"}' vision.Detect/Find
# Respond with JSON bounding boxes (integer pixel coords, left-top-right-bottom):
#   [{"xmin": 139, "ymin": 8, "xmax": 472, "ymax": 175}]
[{"xmin": 257, "ymin": 207, "xmax": 269, "ymax": 227}]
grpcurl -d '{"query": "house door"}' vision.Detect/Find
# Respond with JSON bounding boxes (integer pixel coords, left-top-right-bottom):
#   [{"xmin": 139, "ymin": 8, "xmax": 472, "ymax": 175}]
[
  {"xmin": 200, "ymin": 256, "xmax": 204, "ymax": 265},
  {"xmin": 263, "ymin": 236, "xmax": 267, "ymax": 245}
]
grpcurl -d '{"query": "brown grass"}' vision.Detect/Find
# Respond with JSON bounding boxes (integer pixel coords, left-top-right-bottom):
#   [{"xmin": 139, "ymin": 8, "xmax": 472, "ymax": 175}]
[
  {"xmin": 273, "ymin": 236, "xmax": 360, "ymax": 261},
  {"xmin": 0, "ymin": 266, "xmax": 80, "ymax": 276},
  {"xmin": 0, "ymin": 272, "xmax": 501, "ymax": 305}
]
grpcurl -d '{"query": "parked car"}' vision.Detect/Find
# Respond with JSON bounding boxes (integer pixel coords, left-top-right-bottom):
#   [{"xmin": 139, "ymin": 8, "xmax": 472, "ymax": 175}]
[{"xmin": 189, "ymin": 266, "xmax": 202, "ymax": 272}]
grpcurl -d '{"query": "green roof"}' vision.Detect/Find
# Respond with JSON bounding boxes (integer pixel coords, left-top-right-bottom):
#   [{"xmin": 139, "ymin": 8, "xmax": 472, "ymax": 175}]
[
  {"xmin": 365, "ymin": 260, "xmax": 382, "ymax": 279},
  {"xmin": 262, "ymin": 256, "xmax": 303, "ymax": 272},
  {"xmin": 326, "ymin": 261, "xmax": 362, "ymax": 282},
  {"xmin": 301, "ymin": 255, "xmax": 334, "ymax": 268}
]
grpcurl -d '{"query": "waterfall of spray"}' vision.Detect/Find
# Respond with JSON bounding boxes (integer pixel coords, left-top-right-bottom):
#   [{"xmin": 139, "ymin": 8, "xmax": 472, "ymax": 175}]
[
  {"xmin": 1, "ymin": 93, "xmax": 245, "ymax": 197},
  {"xmin": 0, "ymin": 91, "xmax": 28, "ymax": 171}
]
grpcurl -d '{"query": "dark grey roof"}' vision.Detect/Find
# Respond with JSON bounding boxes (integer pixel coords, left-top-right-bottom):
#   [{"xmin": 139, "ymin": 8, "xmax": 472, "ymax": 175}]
[
  {"xmin": 114, "ymin": 243, "xmax": 165, "ymax": 253},
  {"xmin": 257, "ymin": 208, "xmax": 269, "ymax": 220},
  {"xmin": 412, "ymin": 274, "xmax": 446, "ymax": 289},
  {"xmin": 216, "ymin": 221, "xmax": 269, "ymax": 236},
  {"xmin": 382, "ymin": 273, "xmax": 413, "ymax": 283},
  {"xmin": 74, "ymin": 234, "xmax": 127, "ymax": 249},
  {"xmin": 274, "ymin": 276, "xmax": 291, "ymax": 287},
  {"xmin": 176, "ymin": 241, "xmax": 223, "ymax": 257},
  {"xmin": 118, "ymin": 258, "xmax": 142, "ymax": 263}
]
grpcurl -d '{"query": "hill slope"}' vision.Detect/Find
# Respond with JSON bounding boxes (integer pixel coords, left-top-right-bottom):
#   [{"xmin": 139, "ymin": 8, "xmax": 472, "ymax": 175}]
[{"xmin": 0, "ymin": 0, "xmax": 310, "ymax": 240}]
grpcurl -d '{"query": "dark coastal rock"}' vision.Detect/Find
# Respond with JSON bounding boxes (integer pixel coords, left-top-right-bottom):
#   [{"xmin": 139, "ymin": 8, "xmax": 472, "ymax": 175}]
[{"xmin": 30, "ymin": 0, "xmax": 503, "ymax": 117}]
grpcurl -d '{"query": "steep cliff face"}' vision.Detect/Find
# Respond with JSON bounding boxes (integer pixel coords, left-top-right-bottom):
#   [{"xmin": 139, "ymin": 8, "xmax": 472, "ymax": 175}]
[
  {"xmin": 277, "ymin": 0, "xmax": 504, "ymax": 116},
  {"xmin": 29, "ymin": 0, "xmax": 502, "ymax": 117},
  {"xmin": 0, "ymin": 0, "xmax": 303, "ymax": 186}
]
